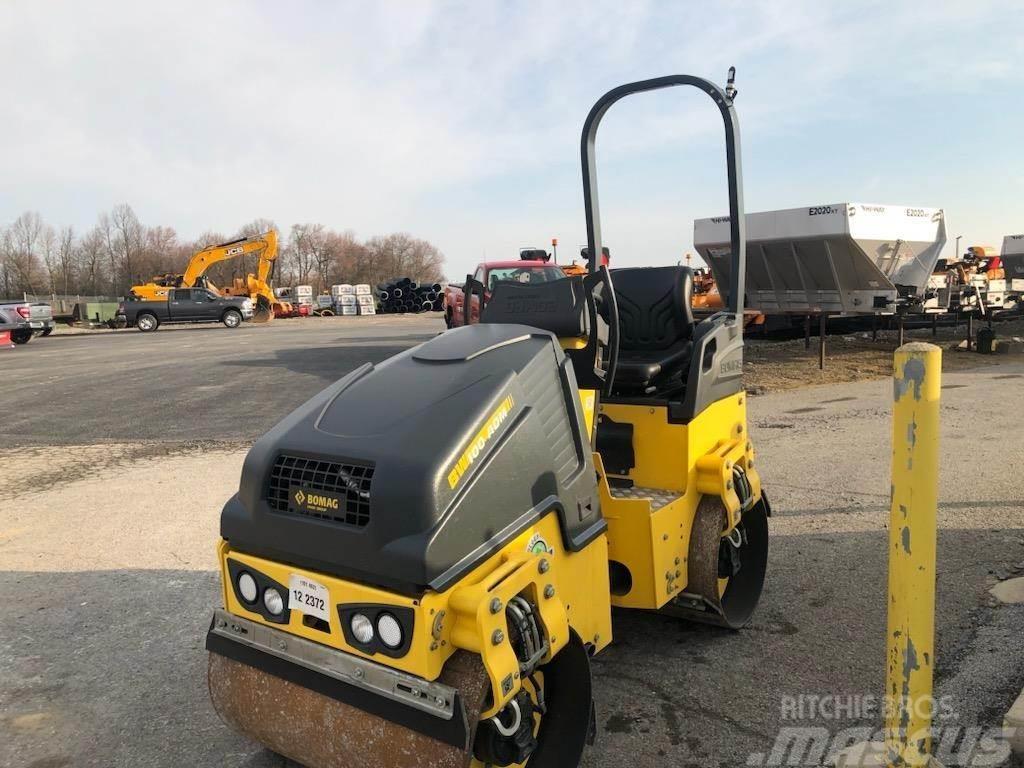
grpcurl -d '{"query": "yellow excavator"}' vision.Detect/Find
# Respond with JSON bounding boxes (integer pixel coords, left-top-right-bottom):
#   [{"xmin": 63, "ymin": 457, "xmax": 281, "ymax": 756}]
[
  {"xmin": 130, "ymin": 231, "xmax": 288, "ymax": 322},
  {"xmin": 206, "ymin": 70, "xmax": 769, "ymax": 768}
]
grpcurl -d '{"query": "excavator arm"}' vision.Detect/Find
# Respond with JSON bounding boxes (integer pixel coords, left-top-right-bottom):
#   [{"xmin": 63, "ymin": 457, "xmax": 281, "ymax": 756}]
[{"xmin": 181, "ymin": 230, "xmax": 278, "ymax": 288}]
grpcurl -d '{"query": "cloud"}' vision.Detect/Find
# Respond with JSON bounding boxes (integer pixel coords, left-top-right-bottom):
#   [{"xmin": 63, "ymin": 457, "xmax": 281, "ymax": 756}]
[{"xmin": 1, "ymin": 0, "xmax": 1021, "ymax": 275}]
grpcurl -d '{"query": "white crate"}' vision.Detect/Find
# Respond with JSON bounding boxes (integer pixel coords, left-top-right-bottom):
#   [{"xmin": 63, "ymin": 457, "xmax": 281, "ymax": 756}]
[
  {"xmin": 356, "ymin": 294, "xmax": 376, "ymax": 306},
  {"xmin": 340, "ymin": 305, "xmax": 359, "ymax": 316},
  {"xmin": 331, "ymin": 284, "xmax": 355, "ymax": 295},
  {"xmin": 355, "ymin": 284, "xmax": 372, "ymax": 295},
  {"xmin": 336, "ymin": 294, "xmax": 357, "ymax": 306},
  {"xmin": 358, "ymin": 303, "xmax": 376, "ymax": 315}
]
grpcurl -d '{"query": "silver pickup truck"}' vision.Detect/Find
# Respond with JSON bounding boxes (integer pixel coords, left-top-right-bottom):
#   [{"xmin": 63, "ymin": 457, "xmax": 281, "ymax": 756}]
[{"xmin": 0, "ymin": 301, "xmax": 55, "ymax": 344}]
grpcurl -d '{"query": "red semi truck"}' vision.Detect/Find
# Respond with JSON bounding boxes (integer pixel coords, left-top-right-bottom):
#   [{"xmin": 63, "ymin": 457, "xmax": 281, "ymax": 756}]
[{"xmin": 443, "ymin": 258, "xmax": 566, "ymax": 327}]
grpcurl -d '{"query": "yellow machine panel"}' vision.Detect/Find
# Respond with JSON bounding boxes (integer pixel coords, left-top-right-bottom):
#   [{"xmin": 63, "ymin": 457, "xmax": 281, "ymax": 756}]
[
  {"xmin": 218, "ymin": 511, "xmax": 611, "ymax": 712},
  {"xmin": 597, "ymin": 393, "xmax": 760, "ymax": 611}
]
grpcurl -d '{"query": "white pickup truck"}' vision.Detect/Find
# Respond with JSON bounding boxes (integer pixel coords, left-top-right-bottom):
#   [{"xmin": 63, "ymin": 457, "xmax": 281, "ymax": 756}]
[{"xmin": 0, "ymin": 300, "xmax": 55, "ymax": 344}]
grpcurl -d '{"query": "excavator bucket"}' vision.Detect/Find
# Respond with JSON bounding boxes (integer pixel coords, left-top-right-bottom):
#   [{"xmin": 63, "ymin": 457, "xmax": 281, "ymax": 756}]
[{"xmin": 252, "ymin": 296, "xmax": 273, "ymax": 324}]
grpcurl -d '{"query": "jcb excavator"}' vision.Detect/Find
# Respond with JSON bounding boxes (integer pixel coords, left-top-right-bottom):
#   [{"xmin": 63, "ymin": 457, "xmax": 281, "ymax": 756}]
[
  {"xmin": 130, "ymin": 231, "xmax": 289, "ymax": 322},
  {"xmin": 206, "ymin": 71, "xmax": 769, "ymax": 767}
]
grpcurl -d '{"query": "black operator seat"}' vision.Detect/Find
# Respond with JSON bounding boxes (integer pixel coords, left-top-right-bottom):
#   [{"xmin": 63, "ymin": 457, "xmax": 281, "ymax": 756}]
[
  {"xmin": 608, "ymin": 266, "xmax": 695, "ymax": 396},
  {"xmin": 480, "ymin": 276, "xmax": 588, "ymax": 338},
  {"xmin": 480, "ymin": 275, "xmax": 615, "ymax": 396}
]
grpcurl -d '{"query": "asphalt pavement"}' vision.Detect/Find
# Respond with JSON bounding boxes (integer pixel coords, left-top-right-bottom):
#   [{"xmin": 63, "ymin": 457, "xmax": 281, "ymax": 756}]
[
  {"xmin": 0, "ymin": 316, "xmax": 443, "ymax": 445},
  {"xmin": 1, "ymin": 317, "xmax": 1022, "ymax": 768}
]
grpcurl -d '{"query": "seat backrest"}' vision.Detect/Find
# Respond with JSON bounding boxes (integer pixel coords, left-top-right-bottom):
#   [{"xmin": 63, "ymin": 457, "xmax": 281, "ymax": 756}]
[
  {"xmin": 611, "ymin": 266, "xmax": 694, "ymax": 350},
  {"xmin": 481, "ymin": 276, "xmax": 588, "ymax": 338}
]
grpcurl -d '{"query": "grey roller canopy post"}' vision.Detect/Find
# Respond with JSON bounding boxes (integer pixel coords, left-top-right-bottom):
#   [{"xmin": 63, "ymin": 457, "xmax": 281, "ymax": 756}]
[{"xmin": 579, "ymin": 69, "xmax": 747, "ymax": 319}]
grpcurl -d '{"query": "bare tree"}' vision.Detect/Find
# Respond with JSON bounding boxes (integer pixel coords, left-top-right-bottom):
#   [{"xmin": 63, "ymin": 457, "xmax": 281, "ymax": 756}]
[
  {"xmin": 79, "ymin": 227, "xmax": 106, "ymax": 295},
  {"xmin": 97, "ymin": 212, "xmax": 117, "ymax": 294},
  {"xmin": 364, "ymin": 233, "xmax": 445, "ymax": 287},
  {"xmin": 110, "ymin": 204, "xmax": 144, "ymax": 290},
  {"xmin": 56, "ymin": 226, "xmax": 76, "ymax": 295},
  {"xmin": 142, "ymin": 225, "xmax": 179, "ymax": 282},
  {"xmin": 6, "ymin": 212, "xmax": 47, "ymax": 295},
  {"xmin": 287, "ymin": 223, "xmax": 328, "ymax": 288},
  {"xmin": 0, "ymin": 208, "xmax": 445, "ymax": 299},
  {"xmin": 39, "ymin": 224, "xmax": 59, "ymax": 295},
  {"xmin": 0, "ymin": 228, "xmax": 15, "ymax": 297}
]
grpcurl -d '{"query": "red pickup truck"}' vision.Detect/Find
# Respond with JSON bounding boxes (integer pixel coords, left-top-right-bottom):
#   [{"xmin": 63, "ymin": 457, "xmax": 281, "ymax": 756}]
[{"xmin": 443, "ymin": 259, "xmax": 567, "ymax": 327}]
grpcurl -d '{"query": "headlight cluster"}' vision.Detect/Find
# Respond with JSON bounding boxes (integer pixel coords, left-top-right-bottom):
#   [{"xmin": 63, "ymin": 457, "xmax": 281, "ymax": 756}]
[
  {"xmin": 348, "ymin": 612, "xmax": 403, "ymax": 648},
  {"xmin": 339, "ymin": 605, "xmax": 415, "ymax": 657},
  {"xmin": 227, "ymin": 560, "xmax": 290, "ymax": 624}
]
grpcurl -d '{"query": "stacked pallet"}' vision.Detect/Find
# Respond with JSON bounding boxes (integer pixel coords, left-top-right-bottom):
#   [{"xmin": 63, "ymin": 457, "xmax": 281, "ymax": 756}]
[
  {"xmin": 376, "ymin": 278, "xmax": 445, "ymax": 313},
  {"xmin": 355, "ymin": 284, "xmax": 375, "ymax": 315},
  {"xmin": 331, "ymin": 284, "xmax": 358, "ymax": 315},
  {"xmin": 328, "ymin": 284, "xmax": 378, "ymax": 316}
]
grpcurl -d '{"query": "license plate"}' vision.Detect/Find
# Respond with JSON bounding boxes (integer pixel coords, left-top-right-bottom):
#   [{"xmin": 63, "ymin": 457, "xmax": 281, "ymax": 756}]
[
  {"xmin": 288, "ymin": 574, "xmax": 330, "ymax": 623},
  {"xmin": 30, "ymin": 322, "xmax": 42, "ymax": 328}
]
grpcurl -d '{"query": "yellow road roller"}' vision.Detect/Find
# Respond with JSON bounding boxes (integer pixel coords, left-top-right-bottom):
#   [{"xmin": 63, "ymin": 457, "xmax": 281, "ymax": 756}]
[{"xmin": 207, "ymin": 70, "xmax": 770, "ymax": 768}]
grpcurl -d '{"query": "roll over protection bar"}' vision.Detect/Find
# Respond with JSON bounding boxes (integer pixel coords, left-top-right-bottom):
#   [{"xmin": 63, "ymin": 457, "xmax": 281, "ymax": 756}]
[{"xmin": 580, "ymin": 69, "xmax": 747, "ymax": 319}]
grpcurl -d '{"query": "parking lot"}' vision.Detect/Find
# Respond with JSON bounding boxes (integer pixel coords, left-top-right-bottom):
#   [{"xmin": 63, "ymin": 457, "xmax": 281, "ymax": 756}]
[{"xmin": 1, "ymin": 317, "xmax": 1023, "ymax": 767}]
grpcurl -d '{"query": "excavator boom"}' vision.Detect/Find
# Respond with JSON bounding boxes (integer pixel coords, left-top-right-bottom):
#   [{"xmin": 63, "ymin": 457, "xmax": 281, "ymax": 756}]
[{"xmin": 181, "ymin": 231, "xmax": 278, "ymax": 288}]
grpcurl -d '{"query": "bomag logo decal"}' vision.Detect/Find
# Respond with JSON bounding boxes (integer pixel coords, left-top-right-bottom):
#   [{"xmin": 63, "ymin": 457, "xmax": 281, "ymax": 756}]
[
  {"xmin": 292, "ymin": 488, "xmax": 341, "ymax": 513},
  {"xmin": 447, "ymin": 395, "xmax": 515, "ymax": 490}
]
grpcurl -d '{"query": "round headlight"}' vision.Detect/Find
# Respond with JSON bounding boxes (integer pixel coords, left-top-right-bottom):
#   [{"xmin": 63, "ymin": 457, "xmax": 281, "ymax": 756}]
[
  {"xmin": 263, "ymin": 587, "xmax": 286, "ymax": 616},
  {"xmin": 350, "ymin": 613, "xmax": 374, "ymax": 644},
  {"xmin": 377, "ymin": 613, "xmax": 403, "ymax": 649},
  {"xmin": 237, "ymin": 572, "xmax": 258, "ymax": 603}
]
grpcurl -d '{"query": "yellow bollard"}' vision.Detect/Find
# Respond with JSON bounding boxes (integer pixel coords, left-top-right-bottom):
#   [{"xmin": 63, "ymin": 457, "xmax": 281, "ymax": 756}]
[{"xmin": 885, "ymin": 342, "xmax": 942, "ymax": 767}]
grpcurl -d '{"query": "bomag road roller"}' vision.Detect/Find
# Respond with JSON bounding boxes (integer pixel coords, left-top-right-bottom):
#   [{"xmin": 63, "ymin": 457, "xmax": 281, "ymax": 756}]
[{"xmin": 206, "ymin": 70, "xmax": 770, "ymax": 768}]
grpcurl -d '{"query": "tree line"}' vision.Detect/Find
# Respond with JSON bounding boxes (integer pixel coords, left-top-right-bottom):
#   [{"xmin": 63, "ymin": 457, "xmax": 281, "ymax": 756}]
[{"xmin": 0, "ymin": 205, "xmax": 446, "ymax": 299}]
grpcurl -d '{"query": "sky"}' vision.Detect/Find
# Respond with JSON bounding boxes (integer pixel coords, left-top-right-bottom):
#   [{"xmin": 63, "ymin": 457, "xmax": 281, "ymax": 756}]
[{"xmin": 1, "ymin": 0, "xmax": 1022, "ymax": 278}]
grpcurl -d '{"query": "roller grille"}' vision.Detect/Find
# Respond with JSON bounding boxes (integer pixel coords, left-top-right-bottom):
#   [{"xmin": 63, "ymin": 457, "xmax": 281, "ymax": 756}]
[{"xmin": 267, "ymin": 454, "xmax": 374, "ymax": 528}]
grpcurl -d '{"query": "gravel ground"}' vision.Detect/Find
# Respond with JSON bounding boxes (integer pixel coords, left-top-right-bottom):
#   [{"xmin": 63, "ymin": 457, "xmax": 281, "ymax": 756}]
[
  {"xmin": 1, "ymin": 318, "xmax": 1022, "ymax": 768},
  {"xmin": 743, "ymin": 314, "xmax": 1024, "ymax": 393}
]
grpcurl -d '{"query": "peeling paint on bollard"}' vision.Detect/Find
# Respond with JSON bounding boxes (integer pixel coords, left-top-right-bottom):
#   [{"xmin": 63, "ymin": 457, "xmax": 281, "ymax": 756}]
[
  {"xmin": 886, "ymin": 343, "xmax": 942, "ymax": 767},
  {"xmin": 893, "ymin": 351, "xmax": 928, "ymax": 401}
]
